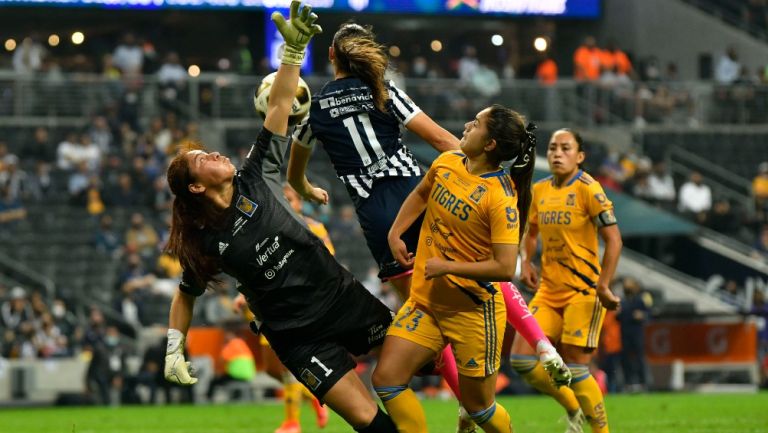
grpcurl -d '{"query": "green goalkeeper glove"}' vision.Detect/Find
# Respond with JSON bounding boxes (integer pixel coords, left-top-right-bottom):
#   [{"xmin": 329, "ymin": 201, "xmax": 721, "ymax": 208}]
[
  {"xmin": 272, "ymin": 0, "xmax": 323, "ymax": 66},
  {"xmin": 164, "ymin": 328, "xmax": 198, "ymax": 385}
]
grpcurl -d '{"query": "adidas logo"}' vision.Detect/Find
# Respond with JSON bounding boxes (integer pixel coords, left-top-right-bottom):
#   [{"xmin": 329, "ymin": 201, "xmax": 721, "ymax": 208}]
[
  {"xmin": 465, "ymin": 358, "xmax": 478, "ymax": 368},
  {"xmin": 219, "ymin": 242, "xmax": 229, "ymax": 255},
  {"xmin": 443, "ymin": 172, "xmax": 450, "ymax": 179},
  {"xmin": 573, "ymin": 329, "xmax": 583, "ymax": 337}
]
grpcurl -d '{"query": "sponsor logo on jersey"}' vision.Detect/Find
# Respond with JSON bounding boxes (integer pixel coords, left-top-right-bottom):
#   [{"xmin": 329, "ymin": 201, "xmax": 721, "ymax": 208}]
[
  {"xmin": 236, "ymin": 195, "xmax": 259, "ymax": 217},
  {"xmin": 232, "ymin": 217, "xmax": 247, "ymax": 236},
  {"xmin": 300, "ymin": 369, "xmax": 322, "ymax": 390},
  {"xmin": 566, "ymin": 193, "xmax": 576, "ymax": 206},
  {"xmin": 218, "ymin": 242, "xmax": 229, "ymax": 255},
  {"xmin": 469, "ymin": 184, "xmax": 487, "ymax": 204},
  {"xmin": 430, "ymin": 218, "xmax": 454, "ymax": 240},
  {"xmin": 256, "ymin": 236, "xmax": 280, "ymax": 266}
]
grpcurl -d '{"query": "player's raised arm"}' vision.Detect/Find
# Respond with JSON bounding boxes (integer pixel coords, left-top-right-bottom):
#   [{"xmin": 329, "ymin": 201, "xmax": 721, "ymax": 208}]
[{"xmin": 263, "ymin": 1, "xmax": 322, "ymax": 136}]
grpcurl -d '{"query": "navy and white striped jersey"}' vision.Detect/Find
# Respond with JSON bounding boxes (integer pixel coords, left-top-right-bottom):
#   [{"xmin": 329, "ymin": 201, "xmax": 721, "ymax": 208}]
[{"xmin": 292, "ymin": 77, "xmax": 423, "ymax": 204}]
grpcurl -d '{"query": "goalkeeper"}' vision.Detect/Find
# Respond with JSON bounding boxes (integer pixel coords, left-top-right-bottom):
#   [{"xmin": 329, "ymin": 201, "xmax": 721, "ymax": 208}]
[{"xmin": 163, "ymin": 3, "xmax": 398, "ymax": 432}]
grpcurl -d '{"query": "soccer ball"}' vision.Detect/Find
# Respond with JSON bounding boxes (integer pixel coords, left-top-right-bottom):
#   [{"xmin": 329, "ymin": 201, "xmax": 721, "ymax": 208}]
[{"xmin": 253, "ymin": 72, "xmax": 312, "ymax": 126}]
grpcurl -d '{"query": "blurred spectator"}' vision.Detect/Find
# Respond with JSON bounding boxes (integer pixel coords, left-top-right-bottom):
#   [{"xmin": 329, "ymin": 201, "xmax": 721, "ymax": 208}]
[
  {"xmin": 149, "ymin": 117, "xmax": 173, "ymax": 155},
  {"xmin": 20, "ymin": 127, "xmax": 55, "ymax": 163},
  {"xmin": 157, "ymin": 52, "xmax": 187, "ymax": 110},
  {"xmin": 68, "ymin": 162, "xmax": 92, "ymax": 205},
  {"xmin": 25, "ymin": 161, "xmax": 52, "ymax": 201},
  {"xmin": 715, "ymin": 46, "xmax": 741, "ymax": 85},
  {"xmin": 647, "ymin": 161, "xmax": 676, "ymax": 210},
  {"xmin": 113, "ymin": 33, "xmax": 144, "ymax": 74},
  {"xmin": 90, "ymin": 115, "xmax": 115, "ymax": 154},
  {"xmin": 748, "ymin": 289, "xmax": 768, "ymax": 387},
  {"xmin": 599, "ymin": 305, "xmax": 623, "ymax": 393},
  {"xmin": 116, "ymin": 253, "xmax": 154, "ymax": 324},
  {"xmin": 535, "ymin": 53, "xmax": 558, "ymax": 86},
  {"xmin": 617, "ymin": 277, "xmax": 652, "ymax": 392},
  {"xmin": 106, "ymin": 172, "xmax": 141, "ymax": 207},
  {"xmin": 1, "ymin": 286, "xmax": 34, "ymax": 331},
  {"xmin": 50, "ymin": 298, "xmax": 79, "ymax": 341},
  {"xmin": 57, "ymin": 132, "xmax": 101, "ymax": 172},
  {"xmin": 458, "ymin": 45, "xmax": 479, "ymax": 84},
  {"xmin": 0, "ymin": 154, "xmax": 30, "ymax": 202},
  {"xmin": 573, "ymin": 35, "xmax": 601, "ymax": 82},
  {"xmin": 12, "ymin": 36, "xmax": 45, "ymax": 74},
  {"xmin": 743, "ymin": 0, "xmax": 768, "ymax": 29},
  {"xmin": 34, "ymin": 312, "xmax": 68, "ymax": 358},
  {"xmin": 86, "ymin": 325, "xmax": 128, "ymax": 405},
  {"xmin": 678, "ymin": 171, "xmax": 712, "ymax": 223},
  {"xmin": 206, "ymin": 329, "xmax": 257, "ymax": 401},
  {"xmin": 600, "ymin": 40, "xmax": 633, "ymax": 78},
  {"xmin": 0, "ymin": 184, "xmax": 27, "ymax": 233},
  {"xmin": 706, "ymin": 198, "xmax": 741, "ymax": 237},
  {"xmin": 95, "ymin": 214, "xmax": 122, "ymax": 257},
  {"xmin": 627, "ymin": 157, "xmax": 653, "ymax": 199},
  {"xmin": 231, "ymin": 35, "xmax": 254, "ymax": 75},
  {"xmin": 752, "ymin": 225, "xmax": 768, "ymax": 257},
  {"xmin": 752, "ymin": 162, "xmax": 768, "ymax": 222},
  {"xmin": 125, "ymin": 212, "xmax": 159, "ymax": 258},
  {"xmin": 327, "ymin": 205, "xmax": 361, "ymax": 243}
]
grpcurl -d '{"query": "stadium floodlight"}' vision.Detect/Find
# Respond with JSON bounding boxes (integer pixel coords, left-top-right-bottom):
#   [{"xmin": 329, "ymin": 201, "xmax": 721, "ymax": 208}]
[
  {"xmin": 533, "ymin": 36, "xmax": 548, "ymax": 52},
  {"xmin": 4, "ymin": 39, "xmax": 15, "ymax": 51},
  {"xmin": 389, "ymin": 46, "xmax": 401, "ymax": 57},
  {"xmin": 430, "ymin": 40, "xmax": 443, "ymax": 52},
  {"xmin": 188, "ymin": 65, "xmax": 201, "ymax": 77},
  {"xmin": 48, "ymin": 34, "xmax": 60, "ymax": 47},
  {"xmin": 491, "ymin": 34, "xmax": 504, "ymax": 47},
  {"xmin": 71, "ymin": 32, "xmax": 85, "ymax": 45}
]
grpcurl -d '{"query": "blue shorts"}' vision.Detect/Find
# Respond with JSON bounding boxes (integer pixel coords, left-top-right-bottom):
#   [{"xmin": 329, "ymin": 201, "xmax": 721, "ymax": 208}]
[{"xmin": 355, "ymin": 176, "xmax": 424, "ymax": 281}]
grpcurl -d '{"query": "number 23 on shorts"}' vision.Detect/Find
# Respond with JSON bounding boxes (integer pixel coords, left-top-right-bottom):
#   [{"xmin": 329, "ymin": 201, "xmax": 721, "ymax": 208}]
[{"xmin": 393, "ymin": 306, "xmax": 424, "ymax": 332}]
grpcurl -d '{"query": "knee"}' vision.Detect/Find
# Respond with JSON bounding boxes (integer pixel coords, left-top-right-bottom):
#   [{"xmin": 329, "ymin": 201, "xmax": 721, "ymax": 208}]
[
  {"xmin": 347, "ymin": 401, "xmax": 379, "ymax": 428},
  {"xmin": 463, "ymin": 400, "xmax": 497, "ymax": 422},
  {"xmin": 371, "ymin": 363, "xmax": 398, "ymax": 388}
]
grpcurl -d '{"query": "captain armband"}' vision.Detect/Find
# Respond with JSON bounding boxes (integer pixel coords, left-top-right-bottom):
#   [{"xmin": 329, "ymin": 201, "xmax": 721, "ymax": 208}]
[{"xmin": 594, "ymin": 210, "xmax": 618, "ymax": 228}]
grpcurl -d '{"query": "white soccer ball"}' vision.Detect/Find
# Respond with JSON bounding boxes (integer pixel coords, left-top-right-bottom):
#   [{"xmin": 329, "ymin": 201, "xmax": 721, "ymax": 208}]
[{"xmin": 254, "ymin": 72, "xmax": 312, "ymax": 126}]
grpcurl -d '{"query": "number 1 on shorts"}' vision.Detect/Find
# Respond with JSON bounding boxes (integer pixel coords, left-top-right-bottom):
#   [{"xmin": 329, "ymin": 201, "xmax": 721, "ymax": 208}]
[{"xmin": 311, "ymin": 356, "xmax": 333, "ymax": 377}]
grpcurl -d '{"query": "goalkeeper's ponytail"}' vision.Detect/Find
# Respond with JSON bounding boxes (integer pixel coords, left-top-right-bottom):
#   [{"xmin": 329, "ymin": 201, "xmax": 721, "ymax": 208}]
[
  {"xmin": 485, "ymin": 105, "xmax": 536, "ymax": 241},
  {"xmin": 332, "ymin": 22, "xmax": 389, "ymax": 113}
]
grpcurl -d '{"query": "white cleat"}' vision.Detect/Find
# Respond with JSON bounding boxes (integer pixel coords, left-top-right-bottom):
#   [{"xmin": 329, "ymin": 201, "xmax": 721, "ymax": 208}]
[
  {"xmin": 536, "ymin": 340, "xmax": 572, "ymax": 387},
  {"xmin": 456, "ymin": 406, "xmax": 478, "ymax": 433},
  {"xmin": 560, "ymin": 408, "xmax": 586, "ymax": 433}
]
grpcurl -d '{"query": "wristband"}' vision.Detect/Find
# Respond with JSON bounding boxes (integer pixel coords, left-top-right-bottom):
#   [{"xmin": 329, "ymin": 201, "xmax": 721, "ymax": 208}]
[
  {"xmin": 167, "ymin": 328, "xmax": 184, "ymax": 354},
  {"xmin": 281, "ymin": 44, "xmax": 305, "ymax": 66}
]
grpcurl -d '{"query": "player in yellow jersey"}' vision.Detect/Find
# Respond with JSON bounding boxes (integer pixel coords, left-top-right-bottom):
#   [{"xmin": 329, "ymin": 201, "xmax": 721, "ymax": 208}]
[
  {"xmin": 372, "ymin": 104, "xmax": 542, "ymax": 433},
  {"xmin": 510, "ymin": 129, "xmax": 622, "ymax": 433},
  {"xmin": 234, "ymin": 183, "xmax": 332, "ymax": 433}
]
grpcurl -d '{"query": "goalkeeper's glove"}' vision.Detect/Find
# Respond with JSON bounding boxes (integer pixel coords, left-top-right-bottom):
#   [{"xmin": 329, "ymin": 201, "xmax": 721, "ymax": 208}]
[
  {"xmin": 272, "ymin": 0, "xmax": 323, "ymax": 66},
  {"xmin": 164, "ymin": 328, "xmax": 198, "ymax": 385},
  {"xmin": 536, "ymin": 340, "xmax": 572, "ymax": 387}
]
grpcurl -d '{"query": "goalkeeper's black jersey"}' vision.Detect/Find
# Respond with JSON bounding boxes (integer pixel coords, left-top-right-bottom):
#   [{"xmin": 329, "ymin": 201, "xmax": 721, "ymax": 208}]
[{"xmin": 178, "ymin": 128, "xmax": 353, "ymax": 331}]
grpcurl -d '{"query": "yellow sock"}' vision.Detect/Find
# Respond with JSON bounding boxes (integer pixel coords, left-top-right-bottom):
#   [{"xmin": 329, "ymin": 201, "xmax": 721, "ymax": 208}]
[
  {"xmin": 469, "ymin": 402, "xmax": 512, "ymax": 433},
  {"xmin": 374, "ymin": 385, "xmax": 427, "ymax": 433},
  {"xmin": 510, "ymin": 355, "xmax": 580, "ymax": 413},
  {"xmin": 301, "ymin": 385, "xmax": 314, "ymax": 401},
  {"xmin": 569, "ymin": 364, "xmax": 609, "ymax": 433},
  {"xmin": 283, "ymin": 382, "xmax": 303, "ymax": 423}
]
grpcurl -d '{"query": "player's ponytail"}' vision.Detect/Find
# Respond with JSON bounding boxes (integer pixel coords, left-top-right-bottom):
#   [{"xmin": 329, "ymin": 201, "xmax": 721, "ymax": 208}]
[
  {"xmin": 166, "ymin": 142, "xmax": 223, "ymax": 289},
  {"xmin": 332, "ymin": 23, "xmax": 389, "ymax": 112},
  {"xmin": 485, "ymin": 105, "xmax": 536, "ymax": 240}
]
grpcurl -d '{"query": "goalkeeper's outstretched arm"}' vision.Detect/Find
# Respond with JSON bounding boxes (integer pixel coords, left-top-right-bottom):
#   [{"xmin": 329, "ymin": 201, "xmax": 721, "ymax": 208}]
[{"xmin": 165, "ymin": 289, "xmax": 198, "ymax": 385}]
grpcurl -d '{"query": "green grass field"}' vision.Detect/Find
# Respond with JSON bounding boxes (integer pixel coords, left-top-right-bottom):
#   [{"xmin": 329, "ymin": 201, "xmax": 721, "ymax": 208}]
[{"xmin": 4, "ymin": 393, "xmax": 768, "ymax": 433}]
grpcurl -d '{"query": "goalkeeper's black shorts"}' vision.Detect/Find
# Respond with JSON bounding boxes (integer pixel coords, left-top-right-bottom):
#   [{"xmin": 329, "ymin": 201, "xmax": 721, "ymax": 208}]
[{"xmin": 260, "ymin": 278, "xmax": 393, "ymax": 400}]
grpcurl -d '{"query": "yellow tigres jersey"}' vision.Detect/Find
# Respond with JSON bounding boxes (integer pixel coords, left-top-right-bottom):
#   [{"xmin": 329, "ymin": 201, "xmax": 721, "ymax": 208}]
[
  {"xmin": 530, "ymin": 170, "xmax": 614, "ymax": 304},
  {"xmin": 306, "ymin": 216, "xmax": 335, "ymax": 256},
  {"xmin": 411, "ymin": 152, "xmax": 520, "ymax": 312}
]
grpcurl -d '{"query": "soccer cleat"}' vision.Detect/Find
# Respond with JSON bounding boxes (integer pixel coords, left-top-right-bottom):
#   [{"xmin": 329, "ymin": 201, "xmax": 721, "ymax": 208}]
[
  {"xmin": 275, "ymin": 420, "xmax": 301, "ymax": 433},
  {"xmin": 312, "ymin": 400, "xmax": 329, "ymax": 428},
  {"xmin": 536, "ymin": 340, "xmax": 572, "ymax": 387},
  {"xmin": 560, "ymin": 408, "xmax": 586, "ymax": 433},
  {"xmin": 456, "ymin": 406, "xmax": 478, "ymax": 433}
]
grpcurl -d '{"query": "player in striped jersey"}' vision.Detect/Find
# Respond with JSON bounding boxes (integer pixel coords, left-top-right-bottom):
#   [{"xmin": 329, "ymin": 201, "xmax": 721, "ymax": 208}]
[
  {"xmin": 287, "ymin": 22, "xmax": 458, "ymax": 299},
  {"xmin": 510, "ymin": 129, "xmax": 622, "ymax": 433}
]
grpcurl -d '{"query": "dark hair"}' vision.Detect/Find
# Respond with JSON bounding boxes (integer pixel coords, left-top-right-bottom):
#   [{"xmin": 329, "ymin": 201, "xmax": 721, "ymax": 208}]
[
  {"xmin": 332, "ymin": 23, "xmax": 389, "ymax": 112},
  {"xmin": 484, "ymin": 104, "xmax": 536, "ymax": 240},
  {"xmin": 557, "ymin": 128, "xmax": 584, "ymax": 152},
  {"xmin": 165, "ymin": 141, "xmax": 224, "ymax": 288}
]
